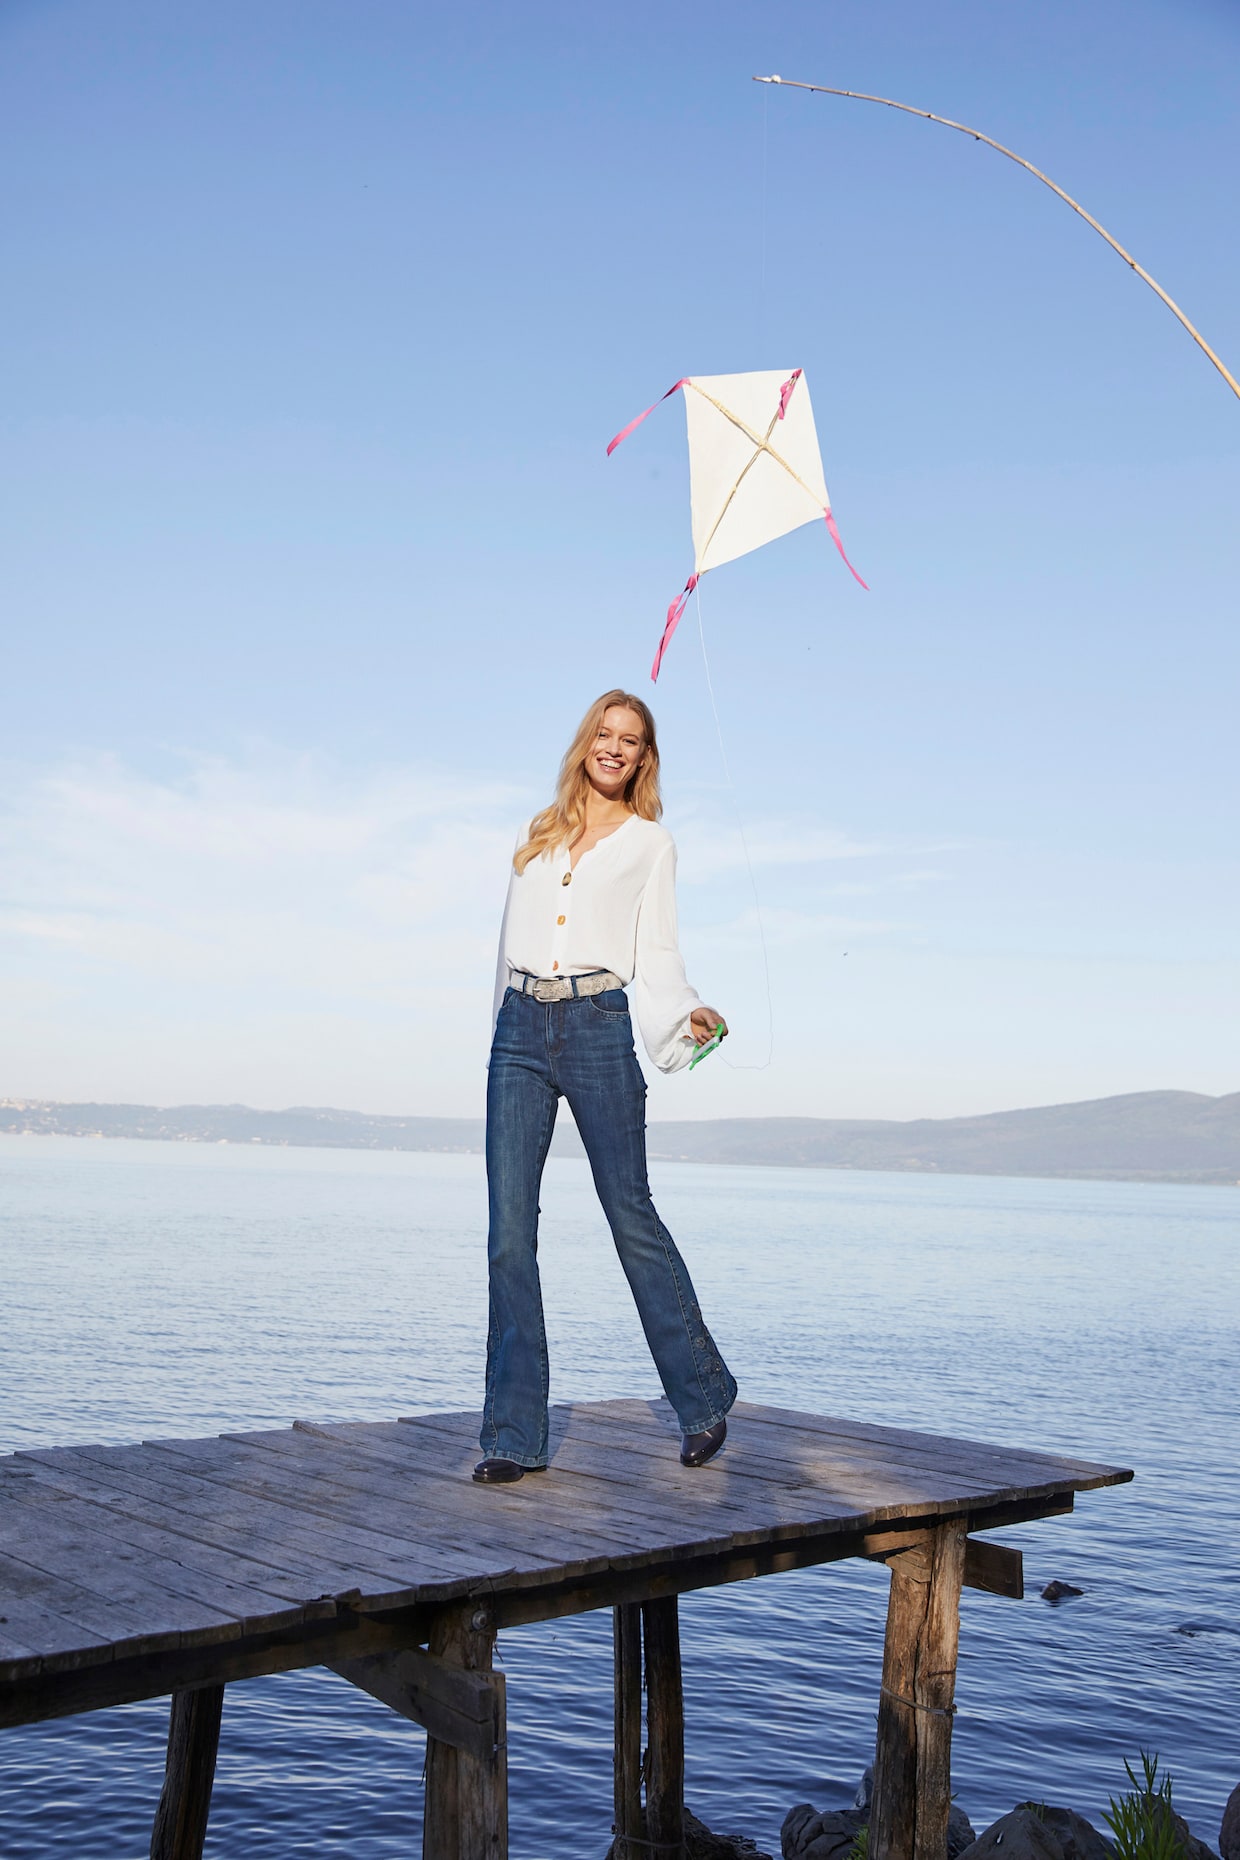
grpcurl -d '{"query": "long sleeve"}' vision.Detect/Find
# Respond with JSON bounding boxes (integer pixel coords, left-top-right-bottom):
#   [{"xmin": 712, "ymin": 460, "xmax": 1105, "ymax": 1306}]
[
  {"xmin": 491, "ymin": 868, "xmax": 515, "ymax": 1036},
  {"xmin": 631, "ymin": 840, "xmax": 703, "ymax": 1075},
  {"xmin": 490, "ymin": 821, "xmax": 533, "ymax": 1038}
]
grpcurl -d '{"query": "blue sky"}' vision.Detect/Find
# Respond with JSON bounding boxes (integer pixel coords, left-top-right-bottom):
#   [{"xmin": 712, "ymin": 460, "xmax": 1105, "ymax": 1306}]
[{"xmin": 2, "ymin": 0, "xmax": 1237, "ymax": 1120}]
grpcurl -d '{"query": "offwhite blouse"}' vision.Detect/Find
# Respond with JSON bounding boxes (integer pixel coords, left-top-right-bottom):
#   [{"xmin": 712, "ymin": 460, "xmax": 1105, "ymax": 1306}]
[{"xmin": 492, "ymin": 816, "xmax": 703, "ymax": 1074}]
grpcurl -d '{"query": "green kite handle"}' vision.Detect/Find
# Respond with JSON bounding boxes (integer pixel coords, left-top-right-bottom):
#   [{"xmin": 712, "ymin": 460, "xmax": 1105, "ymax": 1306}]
[{"xmin": 689, "ymin": 1021, "xmax": 726, "ymax": 1070}]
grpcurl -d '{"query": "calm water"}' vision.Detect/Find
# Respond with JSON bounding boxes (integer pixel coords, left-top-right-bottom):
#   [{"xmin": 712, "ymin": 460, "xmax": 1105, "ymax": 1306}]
[{"xmin": 1, "ymin": 1134, "xmax": 1237, "ymax": 1859}]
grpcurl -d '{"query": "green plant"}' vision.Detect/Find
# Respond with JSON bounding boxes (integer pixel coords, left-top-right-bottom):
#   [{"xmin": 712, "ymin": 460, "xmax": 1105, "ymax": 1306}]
[
  {"xmin": 1103, "ymin": 1753, "xmax": 1188, "ymax": 1860},
  {"xmin": 846, "ymin": 1825, "xmax": 869, "ymax": 1860}
]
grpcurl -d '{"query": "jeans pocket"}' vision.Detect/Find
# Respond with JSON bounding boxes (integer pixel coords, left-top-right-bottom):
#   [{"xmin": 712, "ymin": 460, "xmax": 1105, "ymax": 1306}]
[{"xmin": 588, "ymin": 989, "xmax": 629, "ymax": 1018}]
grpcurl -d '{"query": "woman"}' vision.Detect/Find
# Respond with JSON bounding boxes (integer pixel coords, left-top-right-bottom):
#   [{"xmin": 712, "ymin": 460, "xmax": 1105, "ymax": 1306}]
[{"xmin": 475, "ymin": 689, "xmax": 738, "ymax": 1483}]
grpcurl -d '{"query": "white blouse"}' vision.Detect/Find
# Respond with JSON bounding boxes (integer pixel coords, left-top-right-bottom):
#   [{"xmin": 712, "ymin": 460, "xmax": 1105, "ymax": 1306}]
[{"xmin": 492, "ymin": 816, "xmax": 703, "ymax": 1074}]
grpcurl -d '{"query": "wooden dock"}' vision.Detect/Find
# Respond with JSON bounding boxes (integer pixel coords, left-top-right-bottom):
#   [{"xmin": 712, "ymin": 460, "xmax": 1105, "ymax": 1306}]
[{"xmin": 0, "ymin": 1398, "xmax": 1131, "ymax": 1860}]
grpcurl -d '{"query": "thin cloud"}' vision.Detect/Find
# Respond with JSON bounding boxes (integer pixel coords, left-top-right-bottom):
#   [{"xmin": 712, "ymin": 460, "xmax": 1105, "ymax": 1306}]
[
  {"xmin": 674, "ymin": 816, "xmax": 961, "ymax": 884},
  {"xmin": 829, "ymin": 869, "xmax": 949, "ymax": 898},
  {"xmin": 0, "ymin": 750, "xmax": 955, "ymax": 1107},
  {"xmin": 0, "ymin": 750, "xmax": 526, "ymax": 998},
  {"xmin": 685, "ymin": 906, "xmax": 897, "ymax": 955}
]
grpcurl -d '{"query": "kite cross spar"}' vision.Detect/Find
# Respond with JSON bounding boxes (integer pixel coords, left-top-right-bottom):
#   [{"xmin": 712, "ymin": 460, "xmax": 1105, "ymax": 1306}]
[
  {"xmin": 754, "ymin": 74, "xmax": 1240, "ymax": 407},
  {"xmin": 606, "ymin": 368, "xmax": 867, "ymax": 681}
]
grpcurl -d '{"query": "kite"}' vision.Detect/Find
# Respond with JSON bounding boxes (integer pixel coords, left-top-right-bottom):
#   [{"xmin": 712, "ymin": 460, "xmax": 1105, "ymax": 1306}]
[{"xmin": 606, "ymin": 368, "xmax": 867, "ymax": 681}]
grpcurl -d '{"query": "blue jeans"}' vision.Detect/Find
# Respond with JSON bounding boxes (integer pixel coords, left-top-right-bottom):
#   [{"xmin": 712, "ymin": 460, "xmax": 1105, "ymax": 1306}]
[{"xmin": 481, "ymin": 984, "xmax": 738, "ymax": 1467}]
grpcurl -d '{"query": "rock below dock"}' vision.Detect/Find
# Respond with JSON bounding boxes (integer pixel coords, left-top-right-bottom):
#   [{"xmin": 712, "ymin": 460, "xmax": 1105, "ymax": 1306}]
[
  {"xmin": 608, "ymin": 1811, "xmax": 773, "ymax": 1860},
  {"xmin": 956, "ymin": 1808, "xmax": 1094, "ymax": 1860},
  {"xmin": 1221, "ymin": 1785, "xmax": 1240, "ymax": 1860}
]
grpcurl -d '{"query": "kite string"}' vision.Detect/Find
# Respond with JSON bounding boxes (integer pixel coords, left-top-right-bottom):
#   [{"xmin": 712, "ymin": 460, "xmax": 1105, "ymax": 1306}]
[
  {"xmin": 759, "ymin": 79, "xmax": 770, "ymax": 346},
  {"xmin": 694, "ymin": 583, "xmax": 774, "ymax": 1070}
]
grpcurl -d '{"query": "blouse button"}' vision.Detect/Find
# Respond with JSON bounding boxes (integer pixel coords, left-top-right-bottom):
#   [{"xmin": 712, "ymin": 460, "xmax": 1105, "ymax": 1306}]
[
  {"xmin": 552, "ymin": 961, "xmax": 559, "ymax": 971},
  {"xmin": 556, "ymin": 914, "xmax": 566, "ymax": 925},
  {"xmin": 561, "ymin": 872, "xmax": 572, "ymax": 887}
]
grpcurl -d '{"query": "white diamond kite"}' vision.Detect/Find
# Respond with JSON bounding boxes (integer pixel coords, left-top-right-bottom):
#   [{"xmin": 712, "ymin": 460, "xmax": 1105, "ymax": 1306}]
[{"xmin": 607, "ymin": 367, "xmax": 867, "ymax": 680}]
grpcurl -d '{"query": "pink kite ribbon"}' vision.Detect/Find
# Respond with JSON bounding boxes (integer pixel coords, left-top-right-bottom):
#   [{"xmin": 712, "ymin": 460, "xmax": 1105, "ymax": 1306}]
[
  {"xmin": 777, "ymin": 368, "xmax": 802, "ymax": 419},
  {"xmin": 606, "ymin": 379, "xmax": 688, "ymax": 456},
  {"xmin": 651, "ymin": 574, "xmax": 698, "ymax": 682},
  {"xmin": 824, "ymin": 508, "xmax": 868, "ymax": 589}
]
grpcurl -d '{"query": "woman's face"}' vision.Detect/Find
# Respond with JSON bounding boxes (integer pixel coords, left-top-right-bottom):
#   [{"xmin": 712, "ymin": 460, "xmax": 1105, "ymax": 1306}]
[{"xmin": 587, "ymin": 705, "xmax": 647, "ymax": 801}]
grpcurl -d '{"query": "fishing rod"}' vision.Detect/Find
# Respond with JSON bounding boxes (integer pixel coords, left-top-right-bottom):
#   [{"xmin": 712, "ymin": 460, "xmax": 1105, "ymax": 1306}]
[{"xmin": 754, "ymin": 74, "xmax": 1240, "ymax": 404}]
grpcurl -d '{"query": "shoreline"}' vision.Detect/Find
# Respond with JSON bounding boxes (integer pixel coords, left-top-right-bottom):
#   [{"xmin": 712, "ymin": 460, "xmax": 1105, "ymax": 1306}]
[{"xmin": 2, "ymin": 1106, "xmax": 1237, "ymax": 1187}]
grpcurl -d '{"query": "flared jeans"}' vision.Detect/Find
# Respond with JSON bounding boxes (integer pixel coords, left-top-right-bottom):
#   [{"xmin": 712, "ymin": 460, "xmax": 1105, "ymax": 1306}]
[{"xmin": 481, "ymin": 984, "xmax": 738, "ymax": 1467}]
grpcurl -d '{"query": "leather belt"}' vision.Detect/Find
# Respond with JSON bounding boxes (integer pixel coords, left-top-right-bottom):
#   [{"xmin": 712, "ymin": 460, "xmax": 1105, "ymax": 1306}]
[{"xmin": 510, "ymin": 970, "xmax": 624, "ymax": 1003}]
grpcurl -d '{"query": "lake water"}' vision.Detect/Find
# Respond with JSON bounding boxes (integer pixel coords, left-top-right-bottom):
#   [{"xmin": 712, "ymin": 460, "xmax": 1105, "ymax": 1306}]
[{"xmin": 1, "ymin": 1134, "xmax": 1237, "ymax": 1859}]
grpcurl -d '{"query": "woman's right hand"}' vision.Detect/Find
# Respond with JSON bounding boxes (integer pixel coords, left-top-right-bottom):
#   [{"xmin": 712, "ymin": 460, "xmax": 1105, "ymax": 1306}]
[{"xmin": 690, "ymin": 1007, "xmax": 728, "ymax": 1046}]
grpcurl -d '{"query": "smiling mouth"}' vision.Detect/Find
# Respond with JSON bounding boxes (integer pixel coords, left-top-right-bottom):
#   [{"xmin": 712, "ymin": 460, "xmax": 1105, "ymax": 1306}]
[{"xmin": 597, "ymin": 756, "xmax": 623, "ymax": 773}]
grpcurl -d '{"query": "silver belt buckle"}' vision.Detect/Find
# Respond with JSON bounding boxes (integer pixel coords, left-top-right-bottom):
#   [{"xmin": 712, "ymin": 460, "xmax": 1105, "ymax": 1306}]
[{"xmin": 533, "ymin": 977, "xmax": 564, "ymax": 1002}]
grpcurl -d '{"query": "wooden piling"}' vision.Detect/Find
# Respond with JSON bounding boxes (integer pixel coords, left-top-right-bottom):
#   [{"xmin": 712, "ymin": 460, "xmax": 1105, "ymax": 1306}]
[
  {"xmin": 613, "ymin": 1602, "xmax": 646, "ymax": 1859},
  {"xmin": 642, "ymin": 1595, "xmax": 685, "ymax": 1860},
  {"xmin": 149, "ymin": 1683, "xmax": 224, "ymax": 1860},
  {"xmin": 870, "ymin": 1521, "xmax": 967, "ymax": 1860},
  {"xmin": 423, "ymin": 1605, "xmax": 507, "ymax": 1860}
]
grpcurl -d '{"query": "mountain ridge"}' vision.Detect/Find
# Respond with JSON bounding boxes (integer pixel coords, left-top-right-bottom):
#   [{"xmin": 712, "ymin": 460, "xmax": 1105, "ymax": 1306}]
[{"xmin": 3, "ymin": 1089, "xmax": 1238, "ymax": 1185}]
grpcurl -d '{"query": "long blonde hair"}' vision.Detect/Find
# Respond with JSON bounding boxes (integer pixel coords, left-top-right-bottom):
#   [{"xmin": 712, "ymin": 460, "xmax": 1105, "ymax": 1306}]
[{"xmin": 515, "ymin": 690, "xmax": 662, "ymax": 873}]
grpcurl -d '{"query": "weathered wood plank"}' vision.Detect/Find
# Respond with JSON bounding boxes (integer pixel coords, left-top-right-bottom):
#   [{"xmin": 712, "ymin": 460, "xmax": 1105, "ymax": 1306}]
[
  {"xmin": 411, "ymin": 1396, "xmax": 1130, "ymax": 1492},
  {"xmin": 16, "ymin": 1451, "xmax": 367, "ymax": 1606},
  {"xmin": 398, "ymin": 1399, "xmax": 1122, "ymax": 1525},
  {"xmin": 724, "ymin": 1407, "xmax": 1103, "ymax": 1479},
  {"xmin": 0, "ymin": 1603, "xmax": 416, "ymax": 1726},
  {"xmin": 7, "ymin": 1488, "xmax": 310, "ymax": 1634},
  {"xmin": 726, "ymin": 1402, "xmax": 1131, "ymax": 1489},
  {"xmin": 240, "ymin": 1424, "xmax": 715, "ymax": 1566},
  {"xmin": 963, "ymin": 1538, "xmax": 1023, "ymax": 1600},
  {"xmin": 133, "ymin": 1438, "xmax": 544, "ymax": 1596},
  {"xmin": 249, "ymin": 1420, "xmax": 917, "ymax": 1594},
  {"xmin": 0, "ymin": 1543, "xmax": 234, "ymax": 1668},
  {"xmin": 332, "ymin": 1643, "xmax": 504, "ymax": 1761},
  {"xmin": 565, "ymin": 1404, "xmax": 1106, "ymax": 1514},
  {"xmin": 548, "ymin": 1405, "xmax": 1012, "ymax": 1499},
  {"xmin": 487, "ymin": 1495, "xmax": 1072, "ymax": 1633},
  {"xmin": 0, "ymin": 1589, "xmax": 116, "ymax": 1679},
  {"xmin": 538, "ymin": 1424, "xmax": 1023, "ymax": 1544},
  {"xmin": 397, "ymin": 1413, "xmax": 751, "ymax": 1517},
  {"xmin": 292, "ymin": 1418, "xmax": 756, "ymax": 1562},
  {"xmin": 0, "ymin": 1493, "xmax": 270, "ymax": 1638},
  {"xmin": 149, "ymin": 1684, "xmax": 224, "ymax": 1860},
  {"xmin": 18, "ymin": 1442, "xmax": 464, "ymax": 1597},
  {"xmin": 149, "ymin": 1430, "xmax": 639, "ymax": 1578},
  {"xmin": 737, "ymin": 1398, "xmax": 1122, "ymax": 1473},
  {"xmin": 450, "ymin": 1407, "xmax": 1003, "ymax": 1538},
  {"xmin": 552, "ymin": 1399, "xmax": 1124, "ymax": 1517}
]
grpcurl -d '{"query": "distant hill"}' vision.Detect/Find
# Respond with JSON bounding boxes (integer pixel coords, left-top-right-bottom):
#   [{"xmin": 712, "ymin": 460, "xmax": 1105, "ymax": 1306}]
[
  {"xmin": 3, "ymin": 1090, "xmax": 1238, "ymax": 1184},
  {"xmin": 635, "ymin": 1091, "xmax": 1240, "ymax": 1184}
]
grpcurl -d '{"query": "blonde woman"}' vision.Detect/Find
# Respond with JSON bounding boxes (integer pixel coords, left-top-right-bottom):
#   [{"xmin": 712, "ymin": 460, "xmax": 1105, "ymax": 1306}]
[{"xmin": 475, "ymin": 690, "xmax": 737, "ymax": 1483}]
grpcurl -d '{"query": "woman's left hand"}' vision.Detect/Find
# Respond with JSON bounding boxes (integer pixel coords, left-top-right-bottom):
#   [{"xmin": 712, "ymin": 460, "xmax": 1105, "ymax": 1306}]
[{"xmin": 690, "ymin": 1007, "xmax": 728, "ymax": 1046}]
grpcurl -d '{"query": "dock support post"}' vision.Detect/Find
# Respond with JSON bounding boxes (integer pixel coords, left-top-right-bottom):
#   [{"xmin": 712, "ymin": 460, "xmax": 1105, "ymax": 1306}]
[
  {"xmin": 150, "ymin": 1683, "xmax": 224, "ymax": 1860},
  {"xmin": 642, "ymin": 1595, "xmax": 685, "ymax": 1860},
  {"xmin": 423, "ymin": 1604, "xmax": 507, "ymax": 1860},
  {"xmin": 870, "ymin": 1521, "xmax": 967, "ymax": 1860},
  {"xmin": 613, "ymin": 1603, "xmax": 646, "ymax": 1857}
]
